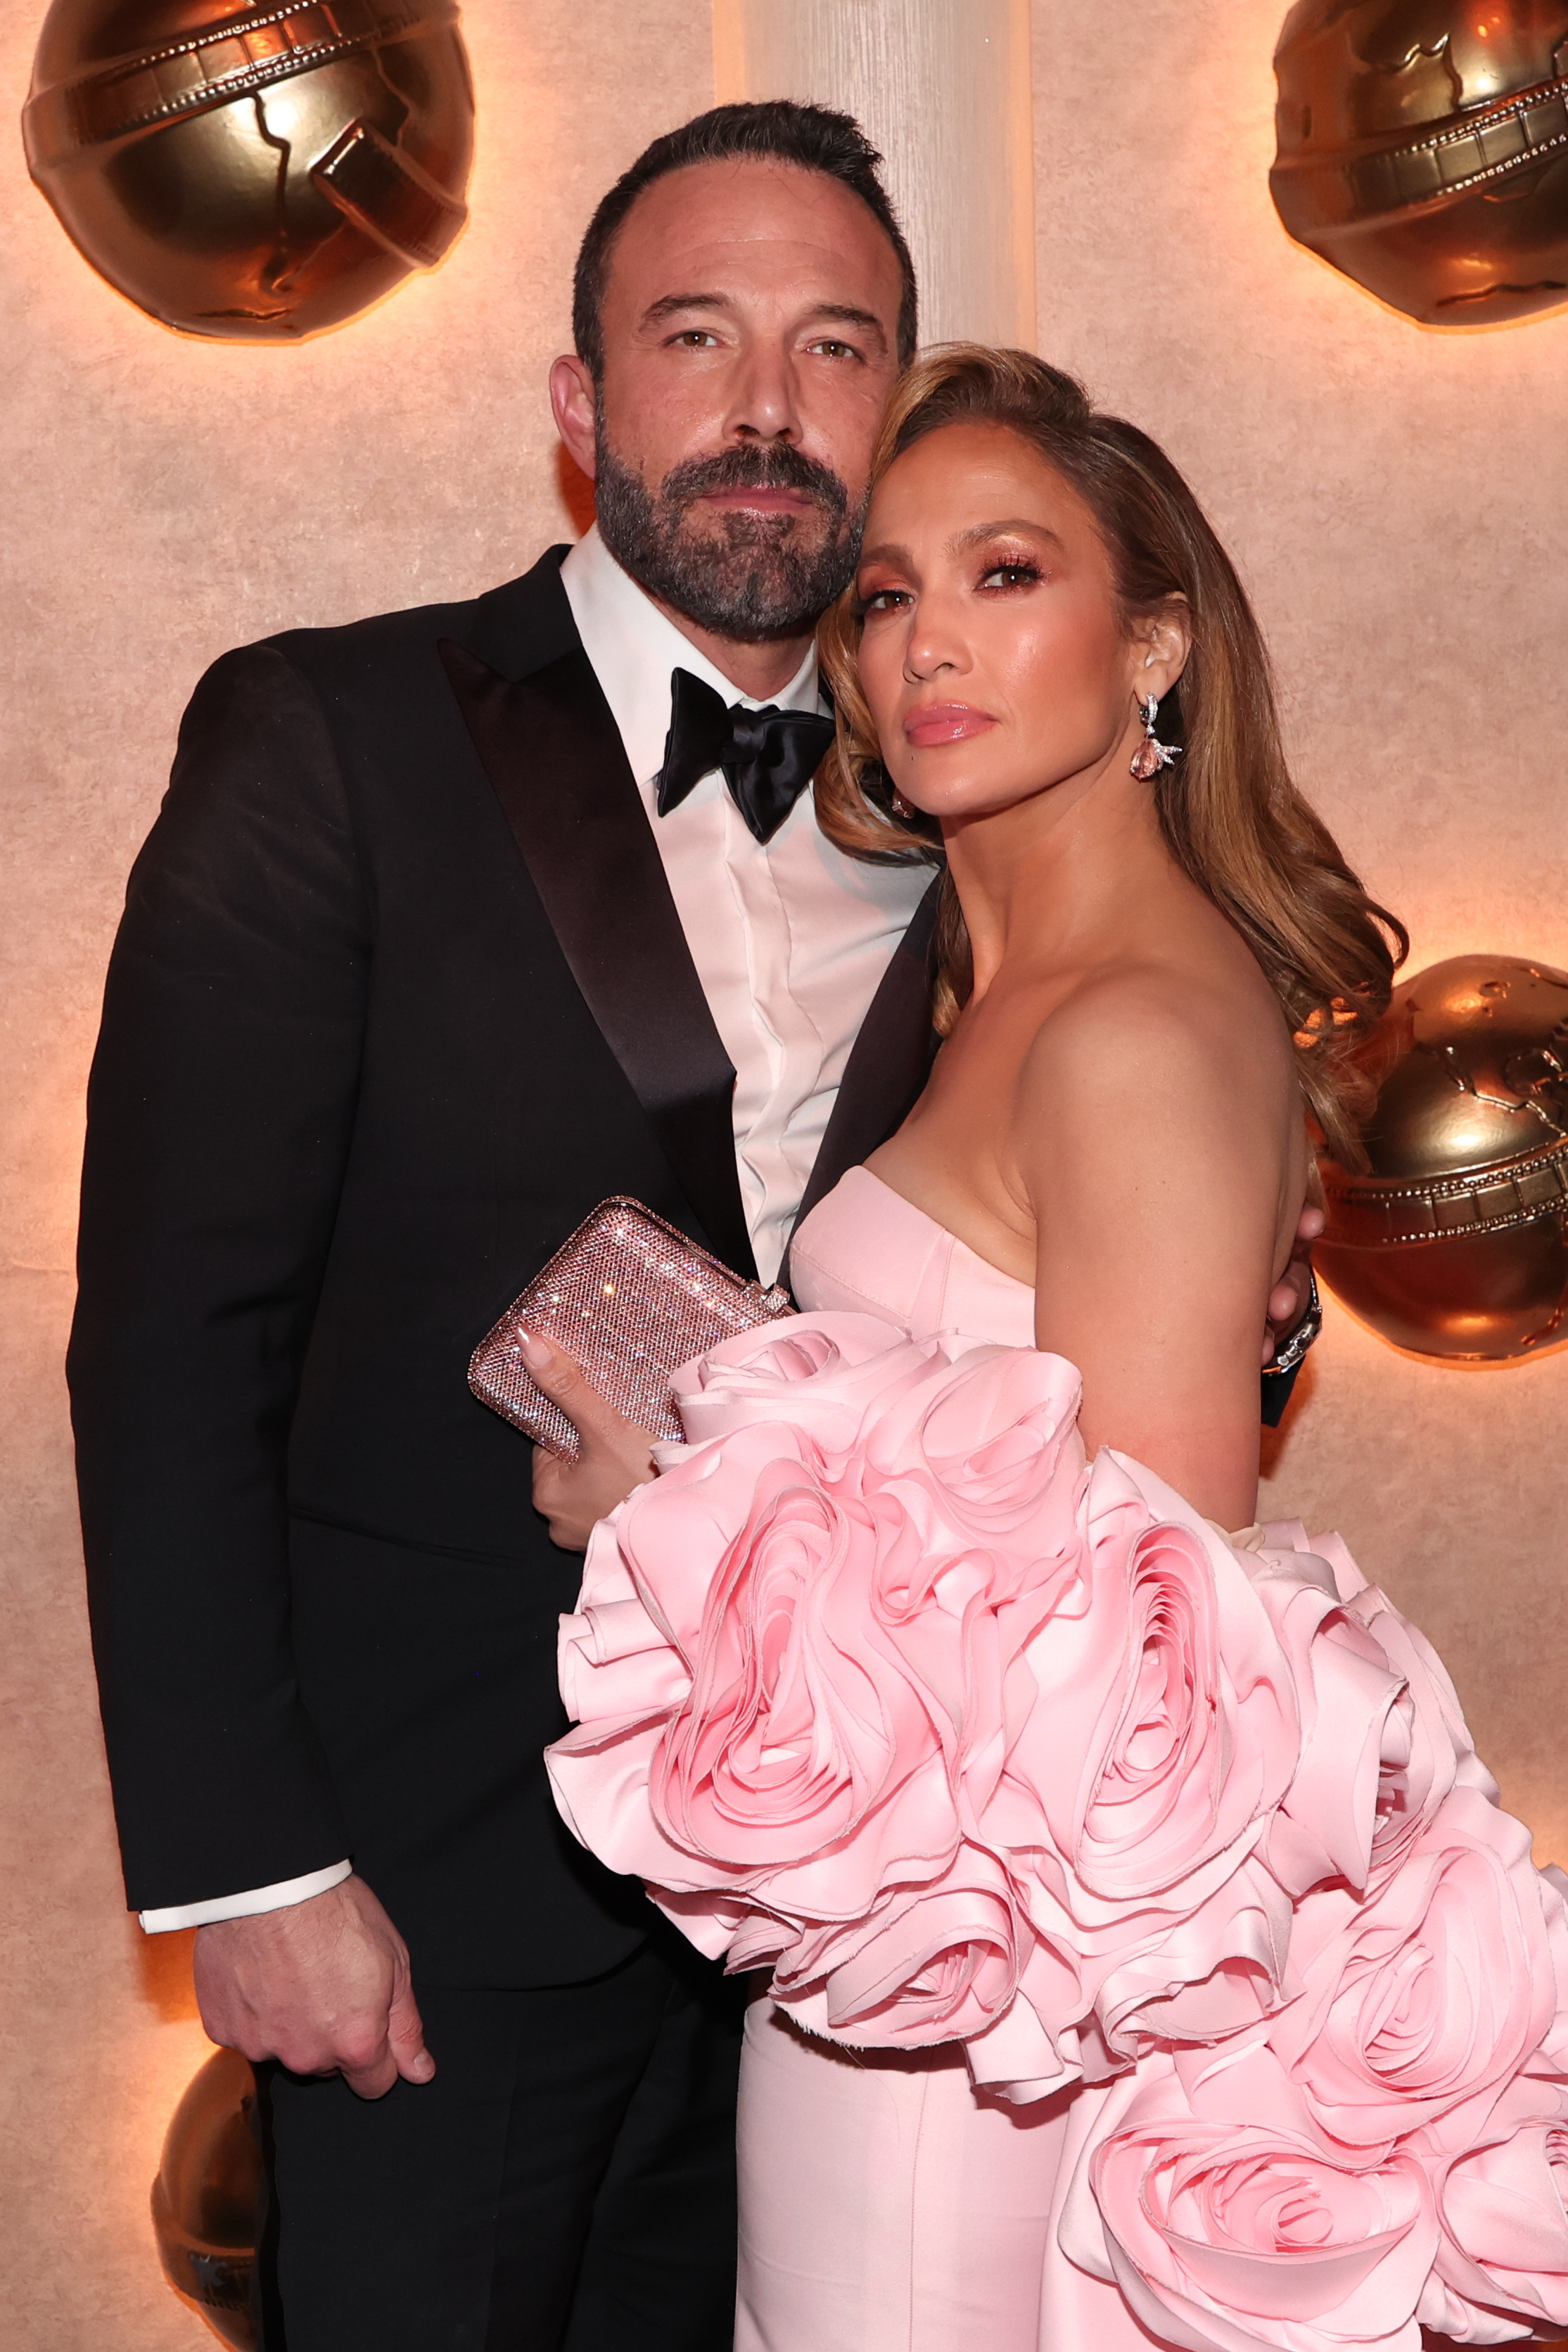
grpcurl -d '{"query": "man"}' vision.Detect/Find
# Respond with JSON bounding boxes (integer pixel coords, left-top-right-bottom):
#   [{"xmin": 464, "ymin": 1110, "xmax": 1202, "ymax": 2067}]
[{"xmin": 69, "ymin": 100, "xmax": 1315, "ymax": 2351}]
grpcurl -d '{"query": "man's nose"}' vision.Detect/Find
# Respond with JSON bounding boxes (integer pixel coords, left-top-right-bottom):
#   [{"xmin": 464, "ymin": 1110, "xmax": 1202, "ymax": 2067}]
[{"xmin": 721, "ymin": 341, "xmax": 803, "ymax": 445}]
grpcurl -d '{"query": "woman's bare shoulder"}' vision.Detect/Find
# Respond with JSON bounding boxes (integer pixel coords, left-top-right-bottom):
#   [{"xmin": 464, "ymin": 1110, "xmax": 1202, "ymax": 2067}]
[
  {"xmin": 1028, "ymin": 949, "xmax": 1288, "ymax": 1083},
  {"xmin": 1014, "ymin": 948, "xmax": 1299, "ymax": 1179}
]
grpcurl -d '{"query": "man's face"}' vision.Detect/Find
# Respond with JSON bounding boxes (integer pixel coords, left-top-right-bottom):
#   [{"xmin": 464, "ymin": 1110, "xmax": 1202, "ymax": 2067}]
[{"xmin": 559, "ymin": 158, "xmax": 905, "ymax": 642}]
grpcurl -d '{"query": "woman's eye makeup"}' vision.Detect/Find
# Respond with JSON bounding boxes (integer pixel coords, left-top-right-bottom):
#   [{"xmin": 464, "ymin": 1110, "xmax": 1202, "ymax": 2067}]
[
  {"xmin": 854, "ymin": 547, "xmax": 1046, "ymax": 613},
  {"xmin": 976, "ymin": 556, "xmax": 1043, "ymax": 591}
]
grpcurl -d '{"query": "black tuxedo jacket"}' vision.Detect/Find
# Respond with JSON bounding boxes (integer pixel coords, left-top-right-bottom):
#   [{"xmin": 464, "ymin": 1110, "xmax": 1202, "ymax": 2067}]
[{"xmin": 68, "ymin": 548, "xmax": 942, "ymax": 1987}]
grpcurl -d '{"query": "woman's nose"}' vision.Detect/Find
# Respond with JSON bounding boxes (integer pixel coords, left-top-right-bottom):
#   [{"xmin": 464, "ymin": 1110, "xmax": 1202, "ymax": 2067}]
[{"xmin": 903, "ymin": 606, "xmax": 965, "ymax": 682}]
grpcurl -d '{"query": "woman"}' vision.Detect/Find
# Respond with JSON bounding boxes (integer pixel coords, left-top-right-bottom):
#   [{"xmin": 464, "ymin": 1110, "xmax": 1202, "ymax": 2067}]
[{"xmin": 546, "ymin": 352, "xmax": 1568, "ymax": 2351}]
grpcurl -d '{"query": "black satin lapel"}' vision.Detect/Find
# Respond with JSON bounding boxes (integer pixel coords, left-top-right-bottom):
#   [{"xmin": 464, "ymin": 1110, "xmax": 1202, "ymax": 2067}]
[
  {"xmin": 789, "ymin": 872, "xmax": 944, "ymax": 1244},
  {"xmin": 440, "ymin": 638, "xmax": 757, "ymax": 1280}
]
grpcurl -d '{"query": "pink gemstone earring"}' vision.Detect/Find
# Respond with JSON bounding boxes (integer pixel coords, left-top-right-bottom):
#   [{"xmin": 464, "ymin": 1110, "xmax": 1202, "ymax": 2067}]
[{"xmin": 1130, "ymin": 692, "xmax": 1182, "ymax": 781}]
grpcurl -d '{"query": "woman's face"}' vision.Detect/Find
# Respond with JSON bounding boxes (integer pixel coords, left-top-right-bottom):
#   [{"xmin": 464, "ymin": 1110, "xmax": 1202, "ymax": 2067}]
[{"xmin": 854, "ymin": 420, "xmax": 1170, "ymax": 825}]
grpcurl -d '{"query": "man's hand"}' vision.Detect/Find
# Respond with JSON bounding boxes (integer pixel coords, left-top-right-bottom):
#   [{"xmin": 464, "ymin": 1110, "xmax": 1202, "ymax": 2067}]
[
  {"xmin": 192, "ymin": 1872, "xmax": 433, "ymax": 2100},
  {"xmin": 523, "ymin": 1330, "xmax": 659, "ymax": 1551},
  {"xmin": 1263, "ymin": 1202, "xmax": 1325, "ymax": 1366}
]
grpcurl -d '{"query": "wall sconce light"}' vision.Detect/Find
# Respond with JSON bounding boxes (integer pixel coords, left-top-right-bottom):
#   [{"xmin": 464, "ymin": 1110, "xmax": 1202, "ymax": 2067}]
[
  {"xmin": 1317, "ymin": 955, "xmax": 1568, "ymax": 1360},
  {"xmin": 1270, "ymin": 3, "xmax": 1568, "ymax": 326},
  {"xmin": 151, "ymin": 2047, "xmax": 260, "ymax": 2348},
  {"xmin": 22, "ymin": 0, "xmax": 475, "ymax": 341}
]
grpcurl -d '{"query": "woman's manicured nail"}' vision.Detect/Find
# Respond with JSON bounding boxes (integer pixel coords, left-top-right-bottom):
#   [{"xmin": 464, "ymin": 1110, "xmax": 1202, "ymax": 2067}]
[{"xmin": 518, "ymin": 1329, "xmax": 552, "ymax": 1371}]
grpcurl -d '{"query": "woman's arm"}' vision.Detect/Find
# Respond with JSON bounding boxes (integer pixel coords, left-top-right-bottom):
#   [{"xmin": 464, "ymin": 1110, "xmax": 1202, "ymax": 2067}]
[{"xmin": 1016, "ymin": 973, "xmax": 1301, "ymax": 1527}]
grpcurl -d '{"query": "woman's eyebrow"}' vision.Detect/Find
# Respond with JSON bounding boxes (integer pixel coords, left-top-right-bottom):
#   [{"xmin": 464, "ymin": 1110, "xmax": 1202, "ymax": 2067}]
[
  {"xmin": 949, "ymin": 518, "xmax": 1066, "ymax": 554},
  {"xmin": 857, "ymin": 521, "xmax": 1066, "ymax": 574}
]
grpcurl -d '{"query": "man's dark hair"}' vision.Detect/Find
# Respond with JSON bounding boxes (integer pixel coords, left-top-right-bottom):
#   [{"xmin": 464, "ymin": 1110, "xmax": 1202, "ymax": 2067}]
[{"xmin": 572, "ymin": 101, "xmax": 918, "ymax": 379}]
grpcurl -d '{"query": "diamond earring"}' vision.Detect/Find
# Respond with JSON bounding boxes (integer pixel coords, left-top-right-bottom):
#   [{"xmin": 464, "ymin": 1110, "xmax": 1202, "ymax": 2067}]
[{"xmin": 1130, "ymin": 692, "xmax": 1182, "ymax": 781}]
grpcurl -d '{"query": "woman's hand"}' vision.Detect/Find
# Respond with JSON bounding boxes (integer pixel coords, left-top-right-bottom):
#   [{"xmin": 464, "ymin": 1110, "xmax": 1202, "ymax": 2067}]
[{"xmin": 521, "ymin": 1331, "xmax": 660, "ymax": 1551}]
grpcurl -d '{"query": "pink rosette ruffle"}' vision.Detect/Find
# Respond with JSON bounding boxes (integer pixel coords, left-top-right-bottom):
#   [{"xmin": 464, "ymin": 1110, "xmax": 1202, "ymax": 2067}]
[
  {"xmin": 999, "ymin": 1457, "xmax": 1300, "ymax": 1909},
  {"xmin": 673, "ymin": 1311, "xmax": 951, "ymax": 1470},
  {"xmin": 548, "ymin": 1307, "xmax": 1568, "ymax": 2352},
  {"xmin": 1062, "ymin": 2041, "xmax": 1441, "ymax": 2352},
  {"xmin": 1246, "ymin": 1557, "xmax": 1408, "ymax": 1901},
  {"xmin": 1244, "ymin": 1521, "xmax": 1491, "ymax": 1898},
  {"xmin": 1266, "ymin": 1786, "xmax": 1568, "ymax": 2157},
  {"xmin": 548, "ymin": 1313, "xmax": 1334, "ymax": 2089},
  {"xmin": 1424, "ymin": 2073, "xmax": 1568, "ymax": 2339},
  {"xmin": 549, "ymin": 1316, "xmax": 1097, "ymax": 2074}
]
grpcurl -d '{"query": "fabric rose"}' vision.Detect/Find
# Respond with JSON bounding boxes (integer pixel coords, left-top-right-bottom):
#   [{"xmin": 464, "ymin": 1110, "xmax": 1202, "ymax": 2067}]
[
  {"xmin": 1424, "ymin": 2074, "xmax": 1568, "ymax": 2339},
  {"xmin": 1339, "ymin": 1576, "xmax": 1490, "ymax": 1883},
  {"xmin": 672, "ymin": 1312, "xmax": 950, "ymax": 1470},
  {"xmin": 1062, "ymin": 2042, "xmax": 1440, "ymax": 2352},
  {"xmin": 1088, "ymin": 1855, "xmax": 1296, "ymax": 2061},
  {"xmin": 677, "ymin": 1310, "xmax": 1088, "ymax": 1546},
  {"xmin": 1242, "ymin": 1553, "xmax": 1410, "ymax": 1901},
  {"xmin": 992, "ymin": 1449, "xmax": 1297, "ymax": 1966},
  {"xmin": 547, "ymin": 1316, "xmax": 1099, "ymax": 2071},
  {"xmin": 1244, "ymin": 1520, "xmax": 1493, "ymax": 1895},
  {"xmin": 651, "ymin": 1447, "xmax": 956, "ymax": 1882},
  {"xmin": 549, "ymin": 1418, "xmax": 960, "ymax": 1920},
  {"xmin": 763, "ymin": 1842, "xmax": 1031, "ymax": 2049},
  {"xmin": 1268, "ymin": 1785, "xmax": 1568, "ymax": 2156},
  {"xmin": 858, "ymin": 1337, "xmax": 1088, "ymax": 1541}
]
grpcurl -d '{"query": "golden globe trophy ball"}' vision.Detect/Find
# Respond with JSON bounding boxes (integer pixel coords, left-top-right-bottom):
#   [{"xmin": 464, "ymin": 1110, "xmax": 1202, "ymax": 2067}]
[
  {"xmin": 1318, "ymin": 955, "xmax": 1568, "ymax": 1361},
  {"xmin": 1271, "ymin": 2, "xmax": 1568, "ymax": 326},
  {"xmin": 150, "ymin": 2047, "xmax": 260, "ymax": 2348},
  {"xmin": 23, "ymin": 1, "xmax": 474, "ymax": 341}
]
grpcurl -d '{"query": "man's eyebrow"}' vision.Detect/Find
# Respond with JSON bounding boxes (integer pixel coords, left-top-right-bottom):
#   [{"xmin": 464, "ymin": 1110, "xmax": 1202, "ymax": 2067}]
[
  {"xmin": 640, "ymin": 291, "xmax": 732, "ymax": 328},
  {"xmin": 638, "ymin": 294, "xmax": 889, "ymax": 350},
  {"xmin": 808, "ymin": 304, "xmax": 887, "ymax": 350}
]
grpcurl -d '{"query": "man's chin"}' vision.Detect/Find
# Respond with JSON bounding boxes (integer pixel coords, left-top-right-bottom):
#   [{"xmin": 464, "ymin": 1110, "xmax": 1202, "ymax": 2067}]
[{"xmin": 680, "ymin": 508, "xmax": 822, "ymax": 554}]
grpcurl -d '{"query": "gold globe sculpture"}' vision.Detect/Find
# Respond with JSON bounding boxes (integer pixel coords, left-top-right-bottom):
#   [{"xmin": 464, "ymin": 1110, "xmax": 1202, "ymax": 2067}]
[
  {"xmin": 151, "ymin": 2047, "xmax": 261, "ymax": 2350},
  {"xmin": 1271, "ymin": 2, "xmax": 1568, "ymax": 326},
  {"xmin": 23, "ymin": 0, "xmax": 474, "ymax": 341},
  {"xmin": 1318, "ymin": 955, "xmax": 1568, "ymax": 1361}
]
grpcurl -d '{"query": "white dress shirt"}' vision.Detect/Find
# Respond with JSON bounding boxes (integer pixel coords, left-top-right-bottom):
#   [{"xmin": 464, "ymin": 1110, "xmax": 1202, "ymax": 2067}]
[{"xmin": 140, "ymin": 527, "xmax": 931, "ymax": 1933}]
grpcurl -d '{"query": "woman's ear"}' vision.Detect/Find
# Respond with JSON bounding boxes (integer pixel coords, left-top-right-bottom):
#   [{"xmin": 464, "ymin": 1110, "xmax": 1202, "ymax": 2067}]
[{"xmin": 1133, "ymin": 599, "xmax": 1192, "ymax": 703}]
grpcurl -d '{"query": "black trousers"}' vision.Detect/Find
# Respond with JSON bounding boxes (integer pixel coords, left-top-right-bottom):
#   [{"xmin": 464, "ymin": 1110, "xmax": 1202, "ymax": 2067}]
[{"xmin": 256, "ymin": 1938, "xmax": 744, "ymax": 2351}]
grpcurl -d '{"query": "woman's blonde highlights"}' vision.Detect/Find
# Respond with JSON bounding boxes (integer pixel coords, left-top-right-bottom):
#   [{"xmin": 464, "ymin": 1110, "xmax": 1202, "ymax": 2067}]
[{"xmin": 815, "ymin": 345, "xmax": 1406, "ymax": 1168}]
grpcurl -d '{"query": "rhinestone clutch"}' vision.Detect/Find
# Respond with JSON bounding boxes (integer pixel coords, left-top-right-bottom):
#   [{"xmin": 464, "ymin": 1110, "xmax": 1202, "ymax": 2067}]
[{"xmin": 469, "ymin": 1196, "xmax": 795, "ymax": 1459}]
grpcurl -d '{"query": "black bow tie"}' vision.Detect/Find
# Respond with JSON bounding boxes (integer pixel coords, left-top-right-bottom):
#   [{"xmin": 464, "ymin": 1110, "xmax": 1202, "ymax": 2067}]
[{"xmin": 655, "ymin": 668, "xmax": 835, "ymax": 845}]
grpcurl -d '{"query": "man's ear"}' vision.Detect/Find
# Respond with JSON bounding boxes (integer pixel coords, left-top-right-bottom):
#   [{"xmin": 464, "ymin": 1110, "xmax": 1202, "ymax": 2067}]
[{"xmin": 550, "ymin": 355, "xmax": 599, "ymax": 480}]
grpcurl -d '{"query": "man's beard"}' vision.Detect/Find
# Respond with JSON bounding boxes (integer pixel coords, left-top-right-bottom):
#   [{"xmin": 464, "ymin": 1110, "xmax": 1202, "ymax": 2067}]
[{"xmin": 593, "ymin": 424, "xmax": 863, "ymax": 642}]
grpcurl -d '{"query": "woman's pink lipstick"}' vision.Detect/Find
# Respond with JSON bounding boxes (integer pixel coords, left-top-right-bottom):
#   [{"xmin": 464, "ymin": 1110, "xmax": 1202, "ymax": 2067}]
[{"xmin": 903, "ymin": 703, "xmax": 997, "ymax": 748}]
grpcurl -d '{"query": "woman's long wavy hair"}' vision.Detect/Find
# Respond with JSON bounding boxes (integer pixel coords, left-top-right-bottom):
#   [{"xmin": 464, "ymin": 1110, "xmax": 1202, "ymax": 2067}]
[{"xmin": 815, "ymin": 345, "xmax": 1406, "ymax": 1169}]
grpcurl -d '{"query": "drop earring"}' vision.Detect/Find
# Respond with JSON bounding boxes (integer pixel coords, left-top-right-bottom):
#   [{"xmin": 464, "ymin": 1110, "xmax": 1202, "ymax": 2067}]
[
  {"xmin": 891, "ymin": 789, "xmax": 914, "ymax": 818},
  {"xmin": 1130, "ymin": 692, "xmax": 1181, "ymax": 781}
]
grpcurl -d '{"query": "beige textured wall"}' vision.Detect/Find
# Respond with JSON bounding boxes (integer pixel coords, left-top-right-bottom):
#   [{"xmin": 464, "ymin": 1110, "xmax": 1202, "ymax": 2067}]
[
  {"xmin": 712, "ymin": 0, "xmax": 1036, "ymax": 345},
  {"xmin": 4, "ymin": 1, "xmax": 1567, "ymax": 2343},
  {"xmin": 0, "ymin": 5, "xmax": 713, "ymax": 2344},
  {"xmin": 1028, "ymin": 1, "xmax": 1568, "ymax": 1845}
]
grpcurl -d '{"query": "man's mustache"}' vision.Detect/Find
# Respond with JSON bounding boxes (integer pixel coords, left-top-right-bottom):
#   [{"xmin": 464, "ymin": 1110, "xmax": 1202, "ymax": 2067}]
[{"xmin": 659, "ymin": 444, "xmax": 850, "ymax": 521}]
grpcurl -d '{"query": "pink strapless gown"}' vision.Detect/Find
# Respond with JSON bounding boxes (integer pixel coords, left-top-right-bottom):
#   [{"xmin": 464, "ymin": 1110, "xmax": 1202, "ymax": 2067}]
[
  {"xmin": 547, "ymin": 1169, "xmax": 1568, "ymax": 2352},
  {"xmin": 734, "ymin": 1169, "xmax": 1145, "ymax": 2352}
]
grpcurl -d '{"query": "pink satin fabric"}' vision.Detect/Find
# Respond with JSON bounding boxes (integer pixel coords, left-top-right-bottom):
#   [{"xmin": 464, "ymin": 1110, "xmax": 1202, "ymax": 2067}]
[{"xmin": 547, "ymin": 1169, "xmax": 1568, "ymax": 2352}]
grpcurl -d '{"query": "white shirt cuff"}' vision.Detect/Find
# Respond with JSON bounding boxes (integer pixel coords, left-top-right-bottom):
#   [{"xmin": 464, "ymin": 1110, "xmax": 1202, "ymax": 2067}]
[{"xmin": 139, "ymin": 1858, "xmax": 352, "ymax": 1933}]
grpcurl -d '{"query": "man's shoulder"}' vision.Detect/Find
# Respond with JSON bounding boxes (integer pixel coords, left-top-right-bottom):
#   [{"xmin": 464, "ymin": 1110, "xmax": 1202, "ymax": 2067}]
[{"xmin": 252, "ymin": 543, "xmax": 579, "ymax": 693}]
